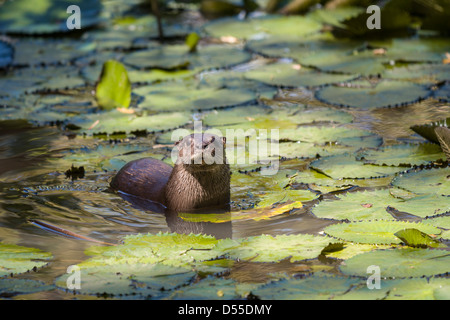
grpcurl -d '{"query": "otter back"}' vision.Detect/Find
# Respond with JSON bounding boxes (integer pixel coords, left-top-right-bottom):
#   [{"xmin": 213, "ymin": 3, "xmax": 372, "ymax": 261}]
[{"xmin": 110, "ymin": 158, "xmax": 172, "ymax": 204}]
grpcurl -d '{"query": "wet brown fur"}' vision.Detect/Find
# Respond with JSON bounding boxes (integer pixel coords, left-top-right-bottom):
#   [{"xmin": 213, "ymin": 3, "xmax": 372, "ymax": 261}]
[{"xmin": 110, "ymin": 133, "xmax": 230, "ymax": 211}]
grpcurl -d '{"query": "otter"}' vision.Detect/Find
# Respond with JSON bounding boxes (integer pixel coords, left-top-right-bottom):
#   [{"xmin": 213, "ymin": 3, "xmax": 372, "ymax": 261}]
[{"xmin": 110, "ymin": 133, "xmax": 231, "ymax": 212}]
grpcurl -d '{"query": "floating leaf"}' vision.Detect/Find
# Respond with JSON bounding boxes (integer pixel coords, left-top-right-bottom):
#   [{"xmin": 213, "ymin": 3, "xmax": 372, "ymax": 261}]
[
  {"xmin": 95, "ymin": 60, "xmax": 131, "ymax": 110},
  {"xmin": 244, "ymin": 62, "xmax": 357, "ymax": 88},
  {"xmin": 394, "ymin": 228, "xmax": 443, "ymax": 248},
  {"xmin": 0, "ymin": 242, "xmax": 52, "ymax": 277},
  {"xmin": 313, "ymin": 188, "xmax": 449, "ymax": 221},
  {"xmin": 204, "ymin": 15, "xmax": 322, "ymax": 40},
  {"xmin": 324, "ymin": 220, "xmax": 441, "ymax": 245},
  {"xmin": 13, "ymin": 38, "xmax": 93, "ymax": 67},
  {"xmin": 123, "ymin": 44, "xmax": 251, "ymax": 71},
  {"xmin": 340, "ymin": 248, "xmax": 450, "ymax": 278},
  {"xmin": 135, "ymin": 81, "xmax": 256, "ymax": 112},
  {"xmin": 72, "ymin": 109, "xmax": 190, "ymax": 135},
  {"xmin": 0, "ymin": 278, "xmax": 54, "ymax": 297},
  {"xmin": 361, "ymin": 143, "xmax": 445, "ymax": 167},
  {"xmin": 391, "ymin": 166, "xmax": 450, "ymax": 197},
  {"xmin": 56, "ymin": 263, "xmax": 195, "ymax": 297},
  {"xmin": 310, "ymin": 153, "xmax": 404, "ymax": 180},
  {"xmin": 225, "ymin": 234, "xmax": 333, "ymax": 263},
  {"xmin": 316, "ymin": 80, "xmax": 431, "ymax": 109},
  {"xmin": 180, "ymin": 201, "xmax": 303, "ymax": 223},
  {"xmin": 251, "ymin": 274, "xmax": 371, "ymax": 300}
]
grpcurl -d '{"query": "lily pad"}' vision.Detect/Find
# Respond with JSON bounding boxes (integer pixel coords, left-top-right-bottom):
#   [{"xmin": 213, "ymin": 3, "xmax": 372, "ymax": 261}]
[
  {"xmin": 72, "ymin": 109, "xmax": 191, "ymax": 136},
  {"xmin": 135, "ymin": 81, "xmax": 256, "ymax": 112},
  {"xmin": 56, "ymin": 263, "xmax": 195, "ymax": 298},
  {"xmin": 324, "ymin": 220, "xmax": 441, "ymax": 245},
  {"xmin": 123, "ymin": 44, "xmax": 251, "ymax": 71},
  {"xmin": 251, "ymin": 274, "xmax": 370, "ymax": 300},
  {"xmin": 204, "ymin": 15, "xmax": 322, "ymax": 40},
  {"xmin": 225, "ymin": 234, "xmax": 333, "ymax": 263},
  {"xmin": 394, "ymin": 228, "xmax": 443, "ymax": 248},
  {"xmin": 391, "ymin": 166, "xmax": 450, "ymax": 197},
  {"xmin": 244, "ymin": 62, "xmax": 357, "ymax": 88},
  {"xmin": 361, "ymin": 143, "xmax": 445, "ymax": 167},
  {"xmin": 310, "ymin": 153, "xmax": 404, "ymax": 180},
  {"xmin": 13, "ymin": 38, "xmax": 93, "ymax": 67},
  {"xmin": 340, "ymin": 248, "xmax": 450, "ymax": 278},
  {"xmin": 316, "ymin": 80, "xmax": 431, "ymax": 109},
  {"xmin": 0, "ymin": 0, "xmax": 102, "ymax": 34},
  {"xmin": 95, "ymin": 60, "xmax": 132, "ymax": 110},
  {"xmin": 0, "ymin": 278, "xmax": 54, "ymax": 297},
  {"xmin": 0, "ymin": 242, "xmax": 52, "ymax": 277},
  {"xmin": 0, "ymin": 65, "xmax": 86, "ymax": 98}
]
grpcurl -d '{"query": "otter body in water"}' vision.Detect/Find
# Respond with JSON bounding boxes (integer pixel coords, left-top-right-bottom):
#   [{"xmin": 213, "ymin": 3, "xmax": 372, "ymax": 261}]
[{"xmin": 110, "ymin": 133, "xmax": 230, "ymax": 212}]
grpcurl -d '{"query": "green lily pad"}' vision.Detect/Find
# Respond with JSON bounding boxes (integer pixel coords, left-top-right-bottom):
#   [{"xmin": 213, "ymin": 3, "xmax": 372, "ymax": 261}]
[
  {"xmin": 0, "ymin": 0, "xmax": 102, "ymax": 34},
  {"xmin": 95, "ymin": 60, "xmax": 132, "ymax": 110},
  {"xmin": 56, "ymin": 263, "xmax": 195, "ymax": 298},
  {"xmin": 425, "ymin": 215, "xmax": 450, "ymax": 230},
  {"xmin": 0, "ymin": 65, "xmax": 86, "ymax": 98},
  {"xmin": 80, "ymin": 232, "xmax": 220, "ymax": 270},
  {"xmin": 61, "ymin": 142, "xmax": 166, "ymax": 172},
  {"xmin": 251, "ymin": 274, "xmax": 371, "ymax": 300},
  {"xmin": 316, "ymin": 80, "xmax": 431, "ymax": 109},
  {"xmin": 394, "ymin": 228, "xmax": 443, "ymax": 248},
  {"xmin": 324, "ymin": 220, "xmax": 441, "ymax": 245},
  {"xmin": 135, "ymin": 81, "xmax": 256, "ymax": 112},
  {"xmin": 314, "ymin": 188, "xmax": 449, "ymax": 221},
  {"xmin": 361, "ymin": 143, "xmax": 446, "ymax": 167},
  {"xmin": 0, "ymin": 242, "xmax": 52, "ymax": 277},
  {"xmin": 244, "ymin": 62, "xmax": 357, "ymax": 88},
  {"xmin": 0, "ymin": 40, "xmax": 13, "ymax": 68},
  {"xmin": 204, "ymin": 15, "xmax": 322, "ymax": 40},
  {"xmin": 169, "ymin": 277, "xmax": 259, "ymax": 300},
  {"xmin": 310, "ymin": 153, "xmax": 404, "ymax": 180},
  {"xmin": 225, "ymin": 234, "xmax": 333, "ymax": 263},
  {"xmin": 13, "ymin": 38, "xmax": 94, "ymax": 67},
  {"xmin": 391, "ymin": 166, "xmax": 450, "ymax": 197},
  {"xmin": 384, "ymin": 64, "xmax": 450, "ymax": 82},
  {"xmin": 0, "ymin": 278, "xmax": 54, "ymax": 297},
  {"xmin": 340, "ymin": 248, "xmax": 450, "ymax": 278},
  {"xmin": 123, "ymin": 44, "xmax": 251, "ymax": 71},
  {"xmin": 375, "ymin": 38, "xmax": 450, "ymax": 64},
  {"xmin": 203, "ymin": 105, "xmax": 354, "ymax": 132},
  {"xmin": 72, "ymin": 109, "xmax": 191, "ymax": 136}
]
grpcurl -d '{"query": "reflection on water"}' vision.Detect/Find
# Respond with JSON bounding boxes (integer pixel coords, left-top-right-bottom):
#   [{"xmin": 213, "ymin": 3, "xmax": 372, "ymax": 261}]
[{"xmin": 0, "ymin": 94, "xmax": 448, "ymax": 298}]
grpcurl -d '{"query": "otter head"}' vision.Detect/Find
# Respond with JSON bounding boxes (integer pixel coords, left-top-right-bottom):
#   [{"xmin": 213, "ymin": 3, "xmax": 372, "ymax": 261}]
[{"xmin": 174, "ymin": 133, "xmax": 227, "ymax": 171}]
